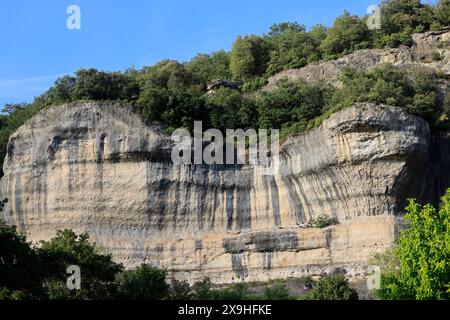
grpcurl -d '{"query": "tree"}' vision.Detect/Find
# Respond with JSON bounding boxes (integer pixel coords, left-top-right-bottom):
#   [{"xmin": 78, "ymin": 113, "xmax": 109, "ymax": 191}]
[
  {"xmin": 257, "ymin": 80, "xmax": 330, "ymax": 130},
  {"xmin": 380, "ymin": 0, "xmax": 434, "ymax": 35},
  {"xmin": 230, "ymin": 35, "xmax": 269, "ymax": 81},
  {"xmin": 37, "ymin": 230, "xmax": 123, "ymax": 300},
  {"xmin": 0, "ymin": 220, "xmax": 44, "ymax": 299},
  {"xmin": 187, "ymin": 50, "xmax": 231, "ymax": 83},
  {"xmin": 205, "ymin": 87, "xmax": 257, "ymax": 130},
  {"xmin": 266, "ymin": 23, "xmax": 322, "ymax": 75},
  {"xmin": 434, "ymin": 0, "xmax": 450, "ymax": 28},
  {"xmin": 377, "ymin": 190, "xmax": 450, "ymax": 300},
  {"xmin": 72, "ymin": 68, "xmax": 138, "ymax": 101},
  {"xmin": 336, "ymin": 64, "xmax": 441, "ymax": 125},
  {"xmin": 115, "ymin": 264, "xmax": 169, "ymax": 300},
  {"xmin": 136, "ymin": 60, "xmax": 206, "ymax": 131},
  {"xmin": 43, "ymin": 75, "xmax": 76, "ymax": 105},
  {"xmin": 168, "ymin": 279, "xmax": 193, "ymax": 300},
  {"xmin": 303, "ymin": 275, "xmax": 358, "ymax": 300},
  {"xmin": 320, "ymin": 11, "xmax": 370, "ymax": 58}
]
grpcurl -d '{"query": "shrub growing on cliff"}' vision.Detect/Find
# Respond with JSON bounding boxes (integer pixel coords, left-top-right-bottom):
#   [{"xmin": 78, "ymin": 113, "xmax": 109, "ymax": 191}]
[
  {"xmin": 311, "ymin": 215, "xmax": 339, "ymax": 229},
  {"xmin": 256, "ymin": 79, "xmax": 332, "ymax": 131},
  {"xmin": 331, "ymin": 64, "xmax": 442, "ymax": 127},
  {"xmin": 376, "ymin": 189, "xmax": 450, "ymax": 300},
  {"xmin": 206, "ymin": 87, "xmax": 257, "ymax": 130}
]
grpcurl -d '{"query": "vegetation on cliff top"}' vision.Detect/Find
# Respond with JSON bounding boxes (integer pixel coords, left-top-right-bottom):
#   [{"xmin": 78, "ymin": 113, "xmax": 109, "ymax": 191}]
[{"xmin": 1, "ymin": 0, "xmax": 450, "ymax": 177}]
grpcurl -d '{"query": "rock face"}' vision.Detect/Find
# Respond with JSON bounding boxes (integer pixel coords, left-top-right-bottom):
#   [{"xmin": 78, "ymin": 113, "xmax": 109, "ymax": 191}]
[
  {"xmin": 266, "ymin": 29, "xmax": 450, "ymax": 90},
  {"xmin": 1, "ymin": 101, "xmax": 444, "ymax": 284}
]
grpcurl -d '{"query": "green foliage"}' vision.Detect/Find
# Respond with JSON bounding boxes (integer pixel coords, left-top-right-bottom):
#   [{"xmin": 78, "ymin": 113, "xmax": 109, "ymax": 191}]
[
  {"xmin": 435, "ymin": 0, "xmax": 450, "ymax": 28},
  {"xmin": 369, "ymin": 248, "xmax": 400, "ymax": 275},
  {"xmin": 191, "ymin": 278, "xmax": 214, "ymax": 300},
  {"xmin": 136, "ymin": 60, "xmax": 206, "ymax": 131},
  {"xmin": 168, "ymin": 279, "xmax": 193, "ymax": 300},
  {"xmin": 265, "ymin": 23, "xmax": 323, "ymax": 75},
  {"xmin": 431, "ymin": 51, "xmax": 443, "ymax": 61},
  {"xmin": 380, "ymin": 0, "xmax": 434, "ymax": 35},
  {"xmin": 262, "ymin": 283, "xmax": 290, "ymax": 300},
  {"xmin": 0, "ymin": 287, "xmax": 30, "ymax": 300},
  {"xmin": 0, "ymin": 220, "xmax": 44, "ymax": 299},
  {"xmin": 311, "ymin": 215, "xmax": 339, "ymax": 228},
  {"xmin": 320, "ymin": 11, "xmax": 371, "ymax": 58},
  {"xmin": 303, "ymin": 275, "xmax": 359, "ymax": 300},
  {"xmin": 230, "ymin": 35, "xmax": 269, "ymax": 81},
  {"xmin": 115, "ymin": 264, "xmax": 169, "ymax": 300},
  {"xmin": 334, "ymin": 64, "xmax": 442, "ymax": 125},
  {"xmin": 241, "ymin": 76, "xmax": 268, "ymax": 93},
  {"xmin": 209, "ymin": 283, "xmax": 250, "ymax": 300},
  {"xmin": 187, "ymin": 50, "xmax": 231, "ymax": 84},
  {"xmin": 376, "ymin": 189, "xmax": 450, "ymax": 300},
  {"xmin": 38, "ymin": 229, "xmax": 123, "ymax": 300},
  {"xmin": 72, "ymin": 68, "xmax": 139, "ymax": 101},
  {"xmin": 257, "ymin": 80, "xmax": 332, "ymax": 131},
  {"xmin": 206, "ymin": 88, "xmax": 257, "ymax": 130}
]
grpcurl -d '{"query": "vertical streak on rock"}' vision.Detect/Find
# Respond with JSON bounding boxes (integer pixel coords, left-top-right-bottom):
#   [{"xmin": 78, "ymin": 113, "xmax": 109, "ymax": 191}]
[
  {"xmin": 13, "ymin": 172, "xmax": 26, "ymax": 233},
  {"xmin": 226, "ymin": 188, "xmax": 234, "ymax": 231},
  {"xmin": 292, "ymin": 176, "xmax": 312, "ymax": 222},
  {"xmin": 268, "ymin": 177, "xmax": 281, "ymax": 227},
  {"xmin": 236, "ymin": 185, "xmax": 251, "ymax": 231},
  {"xmin": 197, "ymin": 167, "xmax": 207, "ymax": 231},
  {"xmin": 280, "ymin": 173, "xmax": 304, "ymax": 225}
]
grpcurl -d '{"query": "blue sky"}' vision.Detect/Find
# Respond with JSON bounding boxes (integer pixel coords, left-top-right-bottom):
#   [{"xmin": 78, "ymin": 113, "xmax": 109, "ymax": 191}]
[{"xmin": 0, "ymin": 0, "xmax": 435, "ymax": 107}]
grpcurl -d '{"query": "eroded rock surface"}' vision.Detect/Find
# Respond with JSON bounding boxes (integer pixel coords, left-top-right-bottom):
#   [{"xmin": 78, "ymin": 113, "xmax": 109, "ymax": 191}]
[
  {"xmin": 1, "ymin": 101, "xmax": 443, "ymax": 284},
  {"xmin": 266, "ymin": 29, "xmax": 450, "ymax": 90}
]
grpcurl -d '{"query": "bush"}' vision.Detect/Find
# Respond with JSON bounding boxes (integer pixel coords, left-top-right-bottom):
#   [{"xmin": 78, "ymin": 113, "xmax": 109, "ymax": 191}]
[
  {"xmin": 376, "ymin": 189, "xmax": 450, "ymax": 300},
  {"xmin": 38, "ymin": 229, "xmax": 123, "ymax": 300},
  {"xmin": 320, "ymin": 11, "xmax": 370, "ymax": 58},
  {"xmin": 431, "ymin": 51, "xmax": 443, "ymax": 61},
  {"xmin": 262, "ymin": 283, "xmax": 290, "ymax": 300},
  {"xmin": 230, "ymin": 35, "xmax": 269, "ymax": 81},
  {"xmin": 168, "ymin": 279, "xmax": 193, "ymax": 300},
  {"xmin": 0, "ymin": 220, "xmax": 44, "ymax": 299},
  {"xmin": 311, "ymin": 215, "xmax": 339, "ymax": 228},
  {"xmin": 115, "ymin": 264, "xmax": 169, "ymax": 300},
  {"xmin": 205, "ymin": 88, "xmax": 257, "ymax": 130},
  {"xmin": 303, "ymin": 275, "xmax": 358, "ymax": 300},
  {"xmin": 256, "ymin": 80, "xmax": 332, "ymax": 130}
]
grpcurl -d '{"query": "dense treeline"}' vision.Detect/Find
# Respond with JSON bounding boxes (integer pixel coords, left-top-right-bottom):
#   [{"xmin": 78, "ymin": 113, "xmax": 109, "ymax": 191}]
[
  {"xmin": 0, "ymin": 220, "xmax": 358, "ymax": 300},
  {"xmin": 1, "ymin": 0, "xmax": 450, "ymax": 176}
]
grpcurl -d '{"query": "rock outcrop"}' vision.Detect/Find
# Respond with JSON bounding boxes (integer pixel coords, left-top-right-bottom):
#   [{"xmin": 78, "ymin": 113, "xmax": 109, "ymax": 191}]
[
  {"xmin": 265, "ymin": 29, "xmax": 450, "ymax": 90},
  {"xmin": 1, "ymin": 101, "xmax": 445, "ymax": 284}
]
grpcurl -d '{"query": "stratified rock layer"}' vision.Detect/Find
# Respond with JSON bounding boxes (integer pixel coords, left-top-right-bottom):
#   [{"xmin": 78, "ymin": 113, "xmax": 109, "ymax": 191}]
[{"xmin": 1, "ymin": 101, "xmax": 440, "ymax": 283}]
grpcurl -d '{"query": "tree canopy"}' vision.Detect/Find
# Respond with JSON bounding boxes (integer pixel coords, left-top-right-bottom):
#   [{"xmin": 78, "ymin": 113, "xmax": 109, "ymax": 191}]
[{"xmin": 376, "ymin": 189, "xmax": 450, "ymax": 300}]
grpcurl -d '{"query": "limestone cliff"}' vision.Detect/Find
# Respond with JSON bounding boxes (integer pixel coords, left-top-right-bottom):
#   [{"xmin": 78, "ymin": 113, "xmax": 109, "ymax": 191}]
[
  {"xmin": 266, "ymin": 29, "xmax": 450, "ymax": 91},
  {"xmin": 1, "ymin": 101, "xmax": 443, "ymax": 284}
]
